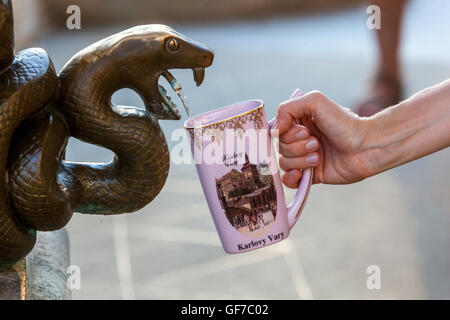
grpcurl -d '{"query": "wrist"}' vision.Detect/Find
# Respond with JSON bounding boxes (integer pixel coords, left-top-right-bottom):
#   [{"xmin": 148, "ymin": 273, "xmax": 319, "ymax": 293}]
[
  {"xmin": 356, "ymin": 98, "xmax": 414, "ymax": 178},
  {"xmin": 353, "ymin": 115, "xmax": 386, "ymax": 179}
]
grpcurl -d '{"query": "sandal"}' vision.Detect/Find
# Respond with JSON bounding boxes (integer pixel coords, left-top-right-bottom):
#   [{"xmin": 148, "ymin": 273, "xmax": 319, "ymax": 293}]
[{"xmin": 356, "ymin": 73, "xmax": 403, "ymax": 117}]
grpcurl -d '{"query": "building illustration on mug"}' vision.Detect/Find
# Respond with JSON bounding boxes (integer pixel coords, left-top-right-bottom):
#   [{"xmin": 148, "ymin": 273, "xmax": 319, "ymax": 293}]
[{"xmin": 215, "ymin": 153, "xmax": 277, "ymax": 237}]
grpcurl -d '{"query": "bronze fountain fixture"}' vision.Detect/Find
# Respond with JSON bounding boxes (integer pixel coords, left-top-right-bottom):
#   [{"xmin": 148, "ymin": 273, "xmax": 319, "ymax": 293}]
[{"xmin": 0, "ymin": 0, "xmax": 214, "ymax": 268}]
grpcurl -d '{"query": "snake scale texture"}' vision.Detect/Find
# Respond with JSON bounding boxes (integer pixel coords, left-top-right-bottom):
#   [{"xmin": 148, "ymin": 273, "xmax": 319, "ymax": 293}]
[{"xmin": 0, "ymin": 0, "xmax": 213, "ymax": 268}]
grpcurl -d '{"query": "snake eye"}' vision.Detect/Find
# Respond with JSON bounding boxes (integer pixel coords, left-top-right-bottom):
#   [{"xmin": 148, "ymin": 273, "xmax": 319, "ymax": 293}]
[{"xmin": 165, "ymin": 38, "xmax": 180, "ymax": 53}]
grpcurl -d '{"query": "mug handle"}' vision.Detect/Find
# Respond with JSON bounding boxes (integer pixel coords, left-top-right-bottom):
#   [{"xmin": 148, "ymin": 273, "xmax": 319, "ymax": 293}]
[{"xmin": 268, "ymin": 89, "xmax": 314, "ymax": 229}]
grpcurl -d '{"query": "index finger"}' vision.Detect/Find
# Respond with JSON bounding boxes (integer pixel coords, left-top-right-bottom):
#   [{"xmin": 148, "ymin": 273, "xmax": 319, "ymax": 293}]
[{"xmin": 276, "ymin": 91, "xmax": 320, "ymax": 136}]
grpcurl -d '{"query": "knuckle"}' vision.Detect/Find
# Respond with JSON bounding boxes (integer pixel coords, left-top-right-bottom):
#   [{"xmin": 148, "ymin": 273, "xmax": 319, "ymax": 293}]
[
  {"xmin": 309, "ymin": 90, "xmax": 324, "ymax": 99},
  {"xmin": 279, "ymin": 157, "xmax": 287, "ymax": 171},
  {"xmin": 278, "ymin": 134, "xmax": 290, "ymax": 143},
  {"xmin": 308, "ymin": 90, "xmax": 324, "ymax": 109},
  {"xmin": 278, "ymin": 101, "xmax": 289, "ymax": 112},
  {"xmin": 278, "ymin": 143, "xmax": 286, "ymax": 153},
  {"xmin": 280, "ymin": 143, "xmax": 297, "ymax": 157}
]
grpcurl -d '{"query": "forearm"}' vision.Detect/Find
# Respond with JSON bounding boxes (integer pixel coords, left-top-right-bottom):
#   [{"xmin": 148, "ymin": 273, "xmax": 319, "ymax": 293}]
[{"xmin": 361, "ymin": 79, "xmax": 450, "ymax": 177}]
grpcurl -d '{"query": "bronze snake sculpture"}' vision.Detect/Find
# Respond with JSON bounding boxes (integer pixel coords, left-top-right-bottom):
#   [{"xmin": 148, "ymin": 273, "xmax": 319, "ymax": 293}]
[{"xmin": 0, "ymin": 0, "xmax": 213, "ymax": 268}]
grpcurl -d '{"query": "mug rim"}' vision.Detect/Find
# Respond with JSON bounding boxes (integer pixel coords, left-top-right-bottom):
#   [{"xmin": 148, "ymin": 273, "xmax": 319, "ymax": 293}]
[{"xmin": 184, "ymin": 99, "xmax": 264, "ymax": 130}]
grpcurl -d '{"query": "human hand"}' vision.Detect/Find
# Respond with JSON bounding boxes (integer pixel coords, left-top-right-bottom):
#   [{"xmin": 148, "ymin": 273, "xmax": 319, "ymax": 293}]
[{"xmin": 273, "ymin": 90, "xmax": 371, "ymax": 186}]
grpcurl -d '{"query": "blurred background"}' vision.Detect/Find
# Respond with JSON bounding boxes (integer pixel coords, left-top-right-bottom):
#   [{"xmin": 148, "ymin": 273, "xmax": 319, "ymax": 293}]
[{"xmin": 11, "ymin": 0, "xmax": 450, "ymax": 299}]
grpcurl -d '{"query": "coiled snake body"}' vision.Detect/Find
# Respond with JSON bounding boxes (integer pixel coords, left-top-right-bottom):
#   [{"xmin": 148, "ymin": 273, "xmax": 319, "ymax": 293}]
[{"xmin": 0, "ymin": 0, "xmax": 213, "ymax": 268}]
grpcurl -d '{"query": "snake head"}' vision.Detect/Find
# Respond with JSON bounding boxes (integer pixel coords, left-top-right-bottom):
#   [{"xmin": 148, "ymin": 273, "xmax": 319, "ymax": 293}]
[{"xmin": 110, "ymin": 24, "xmax": 214, "ymax": 120}]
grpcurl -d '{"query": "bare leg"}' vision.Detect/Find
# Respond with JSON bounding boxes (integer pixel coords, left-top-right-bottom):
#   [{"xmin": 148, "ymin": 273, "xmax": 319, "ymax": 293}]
[{"xmin": 357, "ymin": 0, "xmax": 408, "ymax": 117}]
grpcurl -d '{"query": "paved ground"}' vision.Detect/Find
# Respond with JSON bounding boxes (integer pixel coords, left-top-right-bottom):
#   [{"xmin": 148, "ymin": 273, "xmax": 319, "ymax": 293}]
[{"xmin": 32, "ymin": 2, "xmax": 450, "ymax": 299}]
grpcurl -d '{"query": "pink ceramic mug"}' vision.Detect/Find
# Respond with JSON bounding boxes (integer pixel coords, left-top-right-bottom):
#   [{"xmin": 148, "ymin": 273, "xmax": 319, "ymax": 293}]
[{"xmin": 184, "ymin": 91, "xmax": 313, "ymax": 253}]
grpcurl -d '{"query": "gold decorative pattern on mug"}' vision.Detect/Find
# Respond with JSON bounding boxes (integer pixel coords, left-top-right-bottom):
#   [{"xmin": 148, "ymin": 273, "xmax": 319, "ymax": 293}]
[{"xmin": 187, "ymin": 107, "xmax": 265, "ymax": 149}]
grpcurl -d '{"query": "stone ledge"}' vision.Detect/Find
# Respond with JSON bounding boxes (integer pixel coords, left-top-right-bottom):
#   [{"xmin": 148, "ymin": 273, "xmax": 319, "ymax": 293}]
[
  {"xmin": 0, "ymin": 229, "xmax": 71, "ymax": 300},
  {"xmin": 0, "ymin": 259, "xmax": 26, "ymax": 300}
]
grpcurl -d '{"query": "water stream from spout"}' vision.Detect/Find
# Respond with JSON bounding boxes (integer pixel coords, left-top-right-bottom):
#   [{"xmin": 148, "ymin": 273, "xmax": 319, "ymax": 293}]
[
  {"xmin": 163, "ymin": 71, "xmax": 192, "ymax": 120},
  {"xmin": 175, "ymin": 88, "xmax": 192, "ymax": 120}
]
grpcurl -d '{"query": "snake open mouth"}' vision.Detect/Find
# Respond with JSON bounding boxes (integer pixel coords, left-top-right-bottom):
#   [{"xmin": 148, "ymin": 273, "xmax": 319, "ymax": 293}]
[{"xmin": 158, "ymin": 68, "xmax": 205, "ymax": 110}]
